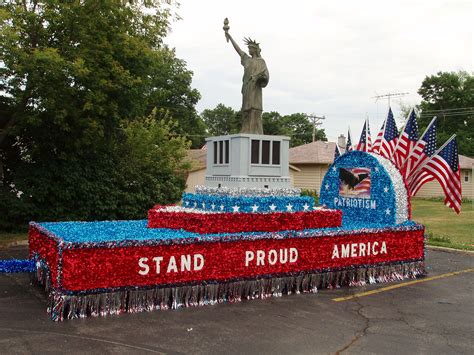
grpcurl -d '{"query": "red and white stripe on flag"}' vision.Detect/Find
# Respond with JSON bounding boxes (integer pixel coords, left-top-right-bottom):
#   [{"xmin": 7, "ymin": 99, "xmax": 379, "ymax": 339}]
[
  {"xmin": 404, "ymin": 140, "xmax": 426, "ymax": 179},
  {"xmin": 394, "ymin": 132, "xmax": 415, "ymax": 168},
  {"xmin": 409, "ymin": 170, "xmax": 434, "ymax": 196},
  {"xmin": 379, "ymin": 138, "xmax": 398, "ymax": 160},
  {"xmin": 412, "ymin": 156, "xmax": 462, "ymax": 213}
]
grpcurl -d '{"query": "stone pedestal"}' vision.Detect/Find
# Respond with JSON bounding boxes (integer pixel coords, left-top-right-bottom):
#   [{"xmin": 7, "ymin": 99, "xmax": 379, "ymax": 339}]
[{"xmin": 205, "ymin": 134, "xmax": 291, "ymax": 189}]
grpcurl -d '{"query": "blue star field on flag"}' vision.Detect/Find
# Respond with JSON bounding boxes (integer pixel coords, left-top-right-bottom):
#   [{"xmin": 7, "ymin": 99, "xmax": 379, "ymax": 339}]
[
  {"xmin": 346, "ymin": 128, "xmax": 353, "ymax": 152},
  {"xmin": 379, "ymin": 108, "xmax": 398, "ymax": 159}
]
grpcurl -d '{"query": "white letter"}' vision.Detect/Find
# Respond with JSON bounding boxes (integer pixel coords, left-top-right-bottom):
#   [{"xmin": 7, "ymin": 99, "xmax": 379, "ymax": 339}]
[
  {"xmin": 359, "ymin": 243, "xmax": 366, "ymax": 257},
  {"xmin": 279, "ymin": 249, "xmax": 288, "ymax": 263},
  {"xmin": 181, "ymin": 254, "xmax": 191, "ymax": 272},
  {"xmin": 367, "ymin": 242, "xmax": 371, "ymax": 255},
  {"xmin": 334, "ymin": 197, "xmax": 339, "ymax": 206},
  {"xmin": 290, "ymin": 248, "xmax": 298, "ymax": 263},
  {"xmin": 381, "ymin": 241, "xmax": 387, "ymax": 254},
  {"xmin": 138, "ymin": 257, "xmax": 149, "ymax": 275},
  {"xmin": 331, "ymin": 245, "xmax": 339, "ymax": 259},
  {"xmin": 167, "ymin": 256, "xmax": 178, "ymax": 273},
  {"xmin": 245, "ymin": 251, "xmax": 254, "ymax": 267},
  {"xmin": 372, "ymin": 242, "xmax": 379, "ymax": 255},
  {"xmin": 371, "ymin": 200, "xmax": 377, "ymax": 209},
  {"xmin": 256, "ymin": 250, "xmax": 265, "ymax": 266},
  {"xmin": 351, "ymin": 243, "xmax": 357, "ymax": 257},
  {"xmin": 268, "ymin": 250, "xmax": 278, "ymax": 265},
  {"xmin": 341, "ymin": 244, "xmax": 350, "ymax": 258},
  {"xmin": 194, "ymin": 254, "xmax": 204, "ymax": 271},
  {"xmin": 152, "ymin": 256, "xmax": 163, "ymax": 274}
]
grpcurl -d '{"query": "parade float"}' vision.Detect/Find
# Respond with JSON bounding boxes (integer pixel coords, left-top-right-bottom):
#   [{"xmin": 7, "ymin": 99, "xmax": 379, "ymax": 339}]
[{"xmin": 2, "ymin": 20, "xmax": 462, "ymax": 321}]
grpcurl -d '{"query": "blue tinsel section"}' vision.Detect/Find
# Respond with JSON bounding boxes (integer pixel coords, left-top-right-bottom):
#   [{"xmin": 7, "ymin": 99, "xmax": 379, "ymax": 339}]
[
  {"xmin": 33, "ymin": 219, "xmax": 419, "ymax": 245},
  {"xmin": 0, "ymin": 259, "xmax": 36, "ymax": 273},
  {"xmin": 182, "ymin": 193, "xmax": 314, "ymax": 213}
]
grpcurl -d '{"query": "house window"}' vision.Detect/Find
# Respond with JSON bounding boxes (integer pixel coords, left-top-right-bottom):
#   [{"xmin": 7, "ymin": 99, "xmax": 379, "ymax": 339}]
[
  {"xmin": 219, "ymin": 141, "xmax": 223, "ymax": 164},
  {"xmin": 272, "ymin": 141, "xmax": 281, "ymax": 164},
  {"xmin": 225, "ymin": 140, "xmax": 229, "ymax": 164},
  {"xmin": 465, "ymin": 171, "xmax": 469, "ymax": 182},
  {"xmin": 213, "ymin": 139, "xmax": 230, "ymax": 165},
  {"xmin": 262, "ymin": 140, "xmax": 270, "ymax": 164},
  {"xmin": 251, "ymin": 140, "xmax": 260, "ymax": 164},
  {"xmin": 251, "ymin": 139, "xmax": 281, "ymax": 165},
  {"xmin": 213, "ymin": 142, "xmax": 218, "ymax": 164}
]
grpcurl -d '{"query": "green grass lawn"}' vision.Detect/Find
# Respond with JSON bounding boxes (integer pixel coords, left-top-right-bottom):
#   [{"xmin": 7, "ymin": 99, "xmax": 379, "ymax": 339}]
[
  {"xmin": 1, "ymin": 199, "xmax": 473, "ymax": 250},
  {"xmin": 411, "ymin": 199, "xmax": 473, "ymax": 250},
  {"xmin": 0, "ymin": 232, "xmax": 28, "ymax": 248}
]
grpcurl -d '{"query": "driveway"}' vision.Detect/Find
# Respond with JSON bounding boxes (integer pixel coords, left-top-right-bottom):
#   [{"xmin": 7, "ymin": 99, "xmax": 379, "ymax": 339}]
[{"xmin": 0, "ymin": 245, "xmax": 472, "ymax": 354}]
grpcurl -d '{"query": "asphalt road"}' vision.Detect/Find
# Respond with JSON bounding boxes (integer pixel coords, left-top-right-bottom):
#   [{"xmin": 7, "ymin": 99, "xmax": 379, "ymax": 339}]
[{"xmin": 0, "ymin": 245, "xmax": 472, "ymax": 354}]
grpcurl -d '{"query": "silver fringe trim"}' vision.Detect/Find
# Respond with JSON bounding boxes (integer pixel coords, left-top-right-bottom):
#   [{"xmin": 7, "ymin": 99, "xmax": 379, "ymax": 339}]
[{"xmin": 35, "ymin": 261, "xmax": 425, "ymax": 321}]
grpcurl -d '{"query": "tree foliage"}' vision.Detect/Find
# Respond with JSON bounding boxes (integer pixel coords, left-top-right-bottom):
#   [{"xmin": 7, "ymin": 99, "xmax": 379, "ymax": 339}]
[
  {"xmin": 262, "ymin": 111, "xmax": 327, "ymax": 147},
  {"xmin": 200, "ymin": 105, "xmax": 327, "ymax": 147},
  {"xmin": 417, "ymin": 71, "xmax": 473, "ymax": 156},
  {"xmin": 0, "ymin": 1, "xmax": 197, "ymax": 230},
  {"xmin": 201, "ymin": 103, "xmax": 240, "ymax": 136}
]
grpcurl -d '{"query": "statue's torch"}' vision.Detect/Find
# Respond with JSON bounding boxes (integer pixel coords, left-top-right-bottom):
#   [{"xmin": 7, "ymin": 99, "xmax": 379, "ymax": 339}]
[{"xmin": 223, "ymin": 18, "xmax": 230, "ymax": 42}]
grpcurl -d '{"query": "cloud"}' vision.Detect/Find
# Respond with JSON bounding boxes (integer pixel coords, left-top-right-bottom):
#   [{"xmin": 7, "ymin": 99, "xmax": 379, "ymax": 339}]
[{"xmin": 166, "ymin": 0, "xmax": 473, "ymax": 141}]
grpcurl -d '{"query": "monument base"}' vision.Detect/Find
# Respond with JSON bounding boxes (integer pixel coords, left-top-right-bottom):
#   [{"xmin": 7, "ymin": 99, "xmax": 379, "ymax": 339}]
[{"xmin": 205, "ymin": 133, "xmax": 291, "ymax": 189}]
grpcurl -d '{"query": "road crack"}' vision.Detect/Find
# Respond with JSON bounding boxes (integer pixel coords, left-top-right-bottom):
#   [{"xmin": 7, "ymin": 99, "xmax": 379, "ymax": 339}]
[{"xmin": 334, "ymin": 298, "xmax": 370, "ymax": 354}]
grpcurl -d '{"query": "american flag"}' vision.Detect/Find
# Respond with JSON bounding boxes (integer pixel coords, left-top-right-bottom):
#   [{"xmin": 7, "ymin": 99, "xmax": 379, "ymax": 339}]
[
  {"xmin": 409, "ymin": 170, "xmax": 434, "ymax": 197},
  {"xmin": 334, "ymin": 143, "xmax": 341, "ymax": 160},
  {"xmin": 352, "ymin": 168, "xmax": 371, "ymax": 196},
  {"xmin": 346, "ymin": 128, "xmax": 353, "ymax": 152},
  {"xmin": 372, "ymin": 120, "xmax": 385, "ymax": 154},
  {"xmin": 392, "ymin": 109, "xmax": 419, "ymax": 169},
  {"xmin": 404, "ymin": 118, "xmax": 437, "ymax": 180},
  {"xmin": 379, "ymin": 108, "xmax": 398, "ymax": 160},
  {"xmin": 356, "ymin": 119, "xmax": 372, "ymax": 152},
  {"xmin": 410, "ymin": 136, "xmax": 461, "ymax": 213}
]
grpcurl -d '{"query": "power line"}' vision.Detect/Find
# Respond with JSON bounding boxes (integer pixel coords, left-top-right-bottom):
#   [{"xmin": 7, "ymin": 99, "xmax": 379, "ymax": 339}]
[{"xmin": 420, "ymin": 107, "xmax": 474, "ymax": 113}]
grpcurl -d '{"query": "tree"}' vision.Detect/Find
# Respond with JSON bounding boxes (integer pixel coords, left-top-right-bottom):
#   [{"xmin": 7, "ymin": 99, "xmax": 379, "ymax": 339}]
[
  {"xmin": 200, "ymin": 106, "xmax": 327, "ymax": 147},
  {"xmin": 262, "ymin": 112, "xmax": 327, "ymax": 147},
  {"xmin": 0, "ymin": 1, "xmax": 197, "ymax": 230},
  {"xmin": 201, "ymin": 104, "xmax": 239, "ymax": 136},
  {"xmin": 418, "ymin": 71, "xmax": 473, "ymax": 156}
]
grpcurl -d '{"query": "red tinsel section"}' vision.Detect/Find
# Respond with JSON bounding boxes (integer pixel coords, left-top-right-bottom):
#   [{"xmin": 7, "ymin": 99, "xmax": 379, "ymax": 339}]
[
  {"xmin": 60, "ymin": 227, "xmax": 424, "ymax": 292},
  {"xmin": 29, "ymin": 226, "xmax": 60, "ymax": 288},
  {"xmin": 147, "ymin": 206, "xmax": 342, "ymax": 233}
]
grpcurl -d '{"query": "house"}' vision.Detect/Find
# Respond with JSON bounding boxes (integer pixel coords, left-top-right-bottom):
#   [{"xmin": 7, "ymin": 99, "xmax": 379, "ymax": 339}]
[{"xmin": 185, "ymin": 142, "xmax": 473, "ymax": 199}]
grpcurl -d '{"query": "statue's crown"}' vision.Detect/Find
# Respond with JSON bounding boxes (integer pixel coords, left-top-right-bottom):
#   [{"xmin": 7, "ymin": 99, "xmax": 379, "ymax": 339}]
[{"xmin": 244, "ymin": 37, "xmax": 260, "ymax": 48}]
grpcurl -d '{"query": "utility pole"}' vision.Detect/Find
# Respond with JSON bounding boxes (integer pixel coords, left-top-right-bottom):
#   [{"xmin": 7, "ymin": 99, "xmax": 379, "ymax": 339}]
[
  {"xmin": 373, "ymin": 92, "xmax": 409, "ymax": 108},
  {"xmin": 306, "ymin": 114, "xmax": 325, "ymax": 142}
]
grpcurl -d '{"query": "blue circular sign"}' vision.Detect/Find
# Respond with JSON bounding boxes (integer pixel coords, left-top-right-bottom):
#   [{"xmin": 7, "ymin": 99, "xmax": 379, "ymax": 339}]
[{"xmin": 319, "ymin": 151, "xmax": 408, "ymax": 227}]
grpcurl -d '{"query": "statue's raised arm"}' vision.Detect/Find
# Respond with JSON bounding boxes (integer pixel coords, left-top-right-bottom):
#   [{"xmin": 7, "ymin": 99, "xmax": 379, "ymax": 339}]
[
  {"xmin": 224, "ymin": 19, "xmax": 244, "ymax": 58},
  {"xmin": 223, "ymin": 18, "xmax": 269, "ymax": 134}
]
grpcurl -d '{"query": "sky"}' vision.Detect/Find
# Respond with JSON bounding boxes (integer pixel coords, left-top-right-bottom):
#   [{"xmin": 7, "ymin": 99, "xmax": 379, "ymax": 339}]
[{"xmin": 165, "ymin": 0, "xmax": 473, "ymax": 142}]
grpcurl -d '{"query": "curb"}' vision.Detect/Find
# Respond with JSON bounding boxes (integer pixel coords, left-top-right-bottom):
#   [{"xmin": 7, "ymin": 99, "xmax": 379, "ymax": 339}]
[
  {"xmin": 427, "ymin": 245, "xmax": 474, "ymax": 254},
  {"xmin": 0, "ymin": 240, "xmax": 29, "ymax": 249}
]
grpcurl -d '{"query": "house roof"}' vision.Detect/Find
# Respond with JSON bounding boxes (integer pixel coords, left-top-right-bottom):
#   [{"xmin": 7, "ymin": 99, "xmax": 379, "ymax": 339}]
[
  {"xmin": 289, "ymin": 141, "xmax": 473, "ymax": 169},
  {"xmin": 185, "ymin": 149, "xmax": 207, "ymax": 172},
  {"xmin": 289, "ymin": 141, "xmax": 340, "ymax": 165},
  {"xmin": 459, "ymin": 155, "xmax": 474, "ymax": 169}
]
